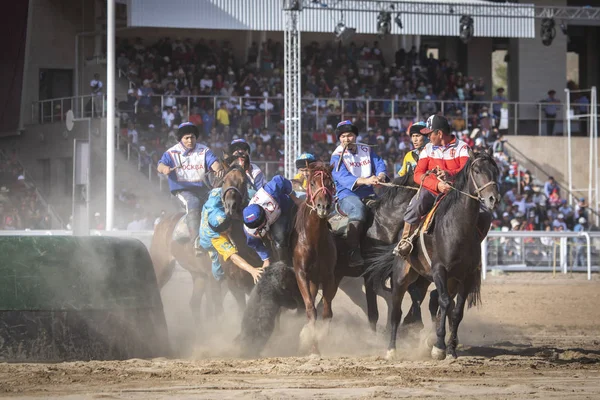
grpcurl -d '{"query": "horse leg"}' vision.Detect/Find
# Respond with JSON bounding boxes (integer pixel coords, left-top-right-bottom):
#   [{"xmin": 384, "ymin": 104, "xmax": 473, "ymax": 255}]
[
  {"xmin": 321, "ymin": 271, "xmax": 339, "ymax": 321},
  {"xmin": 422, "ymin": 288, "xmax": 439, "ymax": 350},
  {"xmin": 431, "ymin": 265, "xmax": 451, "ymax": 360},
  {"xmin": 295, "ymin": 268, "xmax": 319, "ymax": 355},
  {"xmin": 364, "ymin": 275, "xmax": 380, "ymax": 332},
  {"xmin": 189, "ymin": 272, "xmax": 207, "ymax": 333},
  {"xmin": 447, "ymin": 278, "xmax": 472, "ymax": 359},
  {"xmin": 386, "ymin": 261, "xmax": 418, "ymax": 360},
  {"xmin": 153, "ymin": 257, "xmax": 177, "ymax": 289},
  {"xmin": 230, "ymin": 281, "xmax": 247, "ymax": 315},
  {"xmin": 402, "ymin": 275, "xmax": 430, "ymax": 329}
]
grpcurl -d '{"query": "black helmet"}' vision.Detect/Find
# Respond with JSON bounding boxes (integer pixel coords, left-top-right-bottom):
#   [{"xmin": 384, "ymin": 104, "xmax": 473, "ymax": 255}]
[
  {"xmin": 335, "ymin": 120, "xmax": 359, "ymax": 140},
  {"xmin": 229, "ymin": 139, "xmax": 251, "ymax": 154},
  {"xmin": 176, "ymin": 122, "xmax": 200, "ymax": 141}
]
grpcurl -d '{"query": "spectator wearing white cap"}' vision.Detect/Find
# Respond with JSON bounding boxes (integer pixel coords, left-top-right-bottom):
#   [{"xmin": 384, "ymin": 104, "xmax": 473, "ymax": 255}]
[{"xmin": 552, "ymin": 213, "xmax": 568, "ymax": 230}]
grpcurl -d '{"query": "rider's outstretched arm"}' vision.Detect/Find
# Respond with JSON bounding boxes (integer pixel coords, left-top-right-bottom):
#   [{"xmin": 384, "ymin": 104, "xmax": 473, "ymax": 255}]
[{"xmin": 229, "ymin": 253, "xmax": 263, "ymax": 283}]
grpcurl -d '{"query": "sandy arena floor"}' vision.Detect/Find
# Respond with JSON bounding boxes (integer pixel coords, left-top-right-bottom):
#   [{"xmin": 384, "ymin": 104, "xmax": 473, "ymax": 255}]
[{"xmin": 1, "ymin": 271, "xmax": 600, "ymax": 399}]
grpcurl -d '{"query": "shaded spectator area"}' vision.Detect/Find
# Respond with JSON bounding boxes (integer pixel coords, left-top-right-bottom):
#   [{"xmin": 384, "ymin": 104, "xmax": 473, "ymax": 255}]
[{"xmin": 0, "ymin": 150, "xmax": 56, "ymax": 230}]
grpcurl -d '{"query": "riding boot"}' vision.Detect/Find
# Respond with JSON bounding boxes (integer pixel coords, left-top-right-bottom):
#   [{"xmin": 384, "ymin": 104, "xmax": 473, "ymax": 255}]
[
  {"xmin": 347, "ymin": 220, "xmax": 364, "ymax": 268},
  {"xmin": 186, "ymin": 210, "xmax": 203, "ymax": 257},
  {"xmin": 394, "ymin": 223, "xmax": 417, "ymax": 257}
]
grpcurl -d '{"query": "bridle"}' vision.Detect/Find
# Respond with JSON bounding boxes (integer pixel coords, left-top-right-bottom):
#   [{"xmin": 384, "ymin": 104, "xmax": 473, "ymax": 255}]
[
  {"xmin": 464, "ymin": 157, "xmax": 499, "ymax": 203},
  {"xmin": 306, "ymin": 169, "xmax": 335, "ymax": 212},
  {"xmin": 221, "ymin": 167, "xmax": 249, "ymax": 207}
]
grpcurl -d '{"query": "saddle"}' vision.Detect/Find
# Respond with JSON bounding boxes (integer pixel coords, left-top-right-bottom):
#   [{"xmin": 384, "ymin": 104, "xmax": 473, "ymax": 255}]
[
  {"xmin": 327, "ymin": 196, "xmax": 378, "ymax": 238},
  {"xmin": 172, "ymin": 215, "xmax": 190, "ymax": 242},
  {"xmin": 328, "ymin": 203, "xmax": 349, "ymax": 237},
  {"xmin": 419, "ymin": 195, "xmax": 444, "ymax": 236}
]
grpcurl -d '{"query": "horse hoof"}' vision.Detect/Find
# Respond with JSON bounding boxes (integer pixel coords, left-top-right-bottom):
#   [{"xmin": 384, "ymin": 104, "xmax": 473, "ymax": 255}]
[
  {"xmin": 385, "ymin": 349, "xmax": 396, "ymax": 360},
  {"xmin": 424, "ymin": 334, "xmax": 436, "ymax": 349},
  {"xmin": 431, "ymin": 346, "xmax": 446, "ymax": 360}
]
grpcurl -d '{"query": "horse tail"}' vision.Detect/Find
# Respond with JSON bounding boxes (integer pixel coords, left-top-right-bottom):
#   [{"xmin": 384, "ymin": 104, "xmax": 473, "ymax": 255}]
[
  {"xmin": 467, "ymin": 265, "xmax": 482, "ymax": 309},
  {"xmin": 363, "ymin": 243, "xmax": 397, "ymax": 292}
]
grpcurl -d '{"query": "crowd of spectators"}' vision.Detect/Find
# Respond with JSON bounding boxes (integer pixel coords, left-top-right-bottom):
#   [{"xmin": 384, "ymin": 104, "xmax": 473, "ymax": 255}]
[
  {"xmin": 0, "ymin": 151, "xmax": 53, "ymax": 230},
  {"xmin": 114, "ymin": 36, "xmax": 509, "ymax": 177}
]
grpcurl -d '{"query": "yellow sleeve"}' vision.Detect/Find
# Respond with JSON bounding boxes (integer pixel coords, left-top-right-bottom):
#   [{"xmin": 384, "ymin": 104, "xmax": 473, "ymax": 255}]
[
  {"xmin": 293, "ymin": 172, "xmax": 307, "ymax": 189},
  {"xmin": 398, "ymin": 153, "xmax": 410, "ymax": 176}
]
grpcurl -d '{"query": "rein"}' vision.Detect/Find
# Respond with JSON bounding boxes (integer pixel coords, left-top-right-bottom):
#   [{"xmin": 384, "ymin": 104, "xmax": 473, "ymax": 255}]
[{"xmin": 221, "ymin": 185, "xmax": 248, "ymax": 205}]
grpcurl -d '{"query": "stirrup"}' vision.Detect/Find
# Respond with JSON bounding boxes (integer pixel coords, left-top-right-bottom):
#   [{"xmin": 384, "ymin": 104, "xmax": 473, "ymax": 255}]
[{"xmin": 393, "ymin": 239, "xmax": 413, "ymax": 257}]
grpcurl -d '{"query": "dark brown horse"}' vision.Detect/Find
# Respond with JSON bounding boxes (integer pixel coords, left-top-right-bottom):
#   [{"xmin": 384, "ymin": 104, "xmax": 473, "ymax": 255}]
[
  {"xmin": 150, "ymin": 158, "xmax": 256, "ymax": 326},
  {"xmin": 291, "ymin": 163, "xmax": 338, "ymax": 354}
]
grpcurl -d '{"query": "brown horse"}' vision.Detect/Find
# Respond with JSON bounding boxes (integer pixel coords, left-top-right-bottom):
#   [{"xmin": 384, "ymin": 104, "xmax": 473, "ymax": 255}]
[
  {"xmin": 290, "ymin": 163, "xmax": 338, "ymax": 354},
  {"xmin": 150, "ymin": 158, "xmax": 256, "ymax": 326}
]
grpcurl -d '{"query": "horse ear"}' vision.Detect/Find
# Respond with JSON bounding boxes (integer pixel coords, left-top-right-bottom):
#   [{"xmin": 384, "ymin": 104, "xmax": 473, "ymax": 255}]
[
  {"xmin": 467, "ymin": 147, "xmax": 476, "ymax": 160},
  {"xmin": 486, "ymin": 147, "xmax": 493, "ymax": 157}
]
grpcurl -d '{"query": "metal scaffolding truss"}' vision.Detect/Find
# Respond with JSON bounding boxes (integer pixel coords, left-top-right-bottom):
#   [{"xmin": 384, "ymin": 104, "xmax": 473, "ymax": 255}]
[
  {"xmin": 301, "ymin": 1, "xmax": 600, "ymax": 21},
  {"xmin": 283, "ymin": 5, "xmax": 302, "ymax": 179}
]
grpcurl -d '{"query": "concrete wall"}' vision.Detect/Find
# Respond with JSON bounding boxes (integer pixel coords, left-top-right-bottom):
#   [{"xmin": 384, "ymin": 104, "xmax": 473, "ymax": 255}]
[
  {"xmin": 467, "ymin": 37, "xmax": 493, "ymax": 93},
  {"xmin": 20, "ymin": 0, "xmax": 98, "ymax": 126},
  {"xmin": 511, "ymin": 0, "xmax": 568, "ymax": 119},
  {"xmin": 506, "ymin": 135, "xmax": 598, "ymax": 203}
]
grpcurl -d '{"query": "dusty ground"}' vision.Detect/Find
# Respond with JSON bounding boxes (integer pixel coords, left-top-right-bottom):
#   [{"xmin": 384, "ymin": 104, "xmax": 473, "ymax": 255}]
[{"xmin": 1, "ymin": 271, "xmax": 600, "ymax": 399}]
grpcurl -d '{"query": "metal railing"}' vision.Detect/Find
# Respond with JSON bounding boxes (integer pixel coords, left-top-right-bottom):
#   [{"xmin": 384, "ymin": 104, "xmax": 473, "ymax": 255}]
[
  {"xmin": 32, "ymin": 94, "xmax": 106, "ymax": 124},
  {"xmin": 482, "ymin": 230, "xmax": 600, "ymax": 280},
  {"xmin": 31, "ymin": 94, "xmax": 599, "ymax": 137}
]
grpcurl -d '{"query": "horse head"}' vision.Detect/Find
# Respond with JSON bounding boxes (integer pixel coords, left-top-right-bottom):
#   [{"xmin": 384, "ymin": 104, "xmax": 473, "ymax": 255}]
[
  {"xmin": 306, "ymin": 162, "xmax": 335, "ymax": 219},
  {"xmin": 221, "ymin": 156, "xmax": 249, "ymax": 219},
  {"xmin": 467, "ymin": 147, "xmax": 500, "ymax": 210}
]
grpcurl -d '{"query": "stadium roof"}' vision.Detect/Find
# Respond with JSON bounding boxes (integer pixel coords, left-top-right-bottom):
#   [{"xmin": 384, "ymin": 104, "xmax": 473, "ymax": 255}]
[{"xmin": 128, "ymin": 0, "xmax": 535, "ymax": 38}]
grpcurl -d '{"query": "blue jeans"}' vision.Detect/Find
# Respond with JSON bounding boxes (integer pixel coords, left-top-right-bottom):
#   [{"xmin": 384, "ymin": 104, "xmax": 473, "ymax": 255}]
[
  {"xmin": 207, "ymin": 249, "xmax": 225, "ymax": 281},
  {"xmin": 339, "ymin": 194, "xmax": 367, "ymax": 223}
]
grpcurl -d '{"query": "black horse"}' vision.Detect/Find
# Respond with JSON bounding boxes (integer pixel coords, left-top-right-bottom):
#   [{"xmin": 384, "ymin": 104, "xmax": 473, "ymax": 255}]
[
  {"xmin": 367, "ymin": 149, "xmax": 500, "ymax": 360},
  {"xmin": 334, "ymin": 171, "xmax": 434, "ymax": 332}
]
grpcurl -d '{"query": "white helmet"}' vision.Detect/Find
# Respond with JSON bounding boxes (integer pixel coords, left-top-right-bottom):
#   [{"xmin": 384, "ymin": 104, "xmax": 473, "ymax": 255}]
[{"xmin": 579, "ymin": 217, "xmax": 586, "ymax": 224}]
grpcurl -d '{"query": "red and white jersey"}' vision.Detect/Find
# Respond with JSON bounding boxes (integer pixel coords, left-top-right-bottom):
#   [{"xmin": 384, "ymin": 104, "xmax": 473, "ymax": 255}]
[{"xmin": 414, "ymin": 137, "xmax": 470, "ymax": 195}]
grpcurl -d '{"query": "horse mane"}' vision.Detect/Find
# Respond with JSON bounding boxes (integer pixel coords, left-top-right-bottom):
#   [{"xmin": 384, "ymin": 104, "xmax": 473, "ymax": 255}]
[
  {"xmin": 308, "ymin": 162, "xmax": 331, "ymax": 174},
  {"xmin": 372, "ymin": 172, "xmax": 416, "ymax": 211},
  {"xmin": 293, "ymin": 201, "xmax": 313, "ymax": 233}
]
